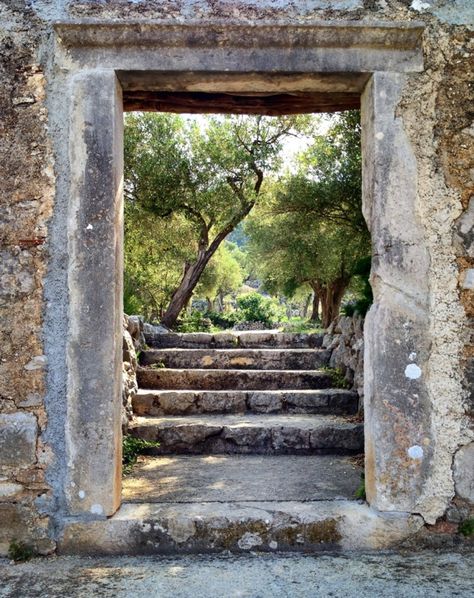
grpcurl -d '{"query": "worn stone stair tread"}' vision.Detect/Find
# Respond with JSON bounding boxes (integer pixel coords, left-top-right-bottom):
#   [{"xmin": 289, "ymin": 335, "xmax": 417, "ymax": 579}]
[
  {"xmin": 145, "ymin": 330, "xmax": 324, "ymax": 349},
  {"xmin": 133, "ymin": 388, "xmax": 358, "ymax": 416},
  {"xmin": 129, "ymin": 414, "xmax": 364, "ymax": 455},
  {"xmin": 137, "ymin": 367, "xmax": 333, "ymax": 390},
  {"xmin": 59, "ymin": 500, "xmax": 424, "ymax": 555},
  {"xmin": 122, "ymin": 454, "xmax": 363, "ymax": 503},
  {"xmin": 140, "ymin": 347, "xmax": 331, "ymax": 370}
]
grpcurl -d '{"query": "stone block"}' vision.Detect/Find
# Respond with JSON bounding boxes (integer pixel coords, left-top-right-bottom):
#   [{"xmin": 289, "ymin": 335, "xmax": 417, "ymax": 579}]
[
  {"xmin": 454, "ymin": 443, "xmax": 474, "ymax": 503},
  {"xmin": 247, "ymin": 392, "xmax": 283, "ymax": 414},
  {"xmin": 0, "ymin": 503, "xmax": 55, "ymax": 556},
  {"xmin": 0, "ymin": 413, "xmax": 37, "ymax": 468},
  {"xmin": 0, "ymin": 482, "xmax": 23, "ymax": 499}
]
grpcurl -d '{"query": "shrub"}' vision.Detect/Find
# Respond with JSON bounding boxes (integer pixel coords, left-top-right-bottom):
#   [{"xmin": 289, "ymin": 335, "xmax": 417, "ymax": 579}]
[
  {"xmin": 205, "ymin": 310, "xmax": 240, "ymax": 330},
  {"xmin": 236, "ymin": 292, "xmax": 284, "ymax": 327}
]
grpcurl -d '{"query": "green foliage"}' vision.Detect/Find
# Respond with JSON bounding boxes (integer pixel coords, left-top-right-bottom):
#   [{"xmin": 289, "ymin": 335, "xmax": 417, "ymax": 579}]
[
  {"xmin": 195, "ymin": 242, "xmax": 244, "ymax": 306},
  {"xmin": 236, "ymin": 292, "xmax": 285, "ymax": 327},
  {"xmin": 245, "ymin": 111, "xmax": 370, "ymax": 327},
  {"xmin": 8, "ymin": 541, "xmax": 34, "ymax": 562},
  {"xmin": 177, "ymin": 311, "xmax": 212, "ymax": 333},
  {"xmin": 279, "ymin": 317, "xmax": 322, "ymax": 334},
  {"xmin": 122, "ymin": 435, "xmax": 160, "ymax": 476},
  {"xmin": 322, "ymin": 367, "xmax": 351, "ymax": 389},
  {"xmin": 459, "ymin": 518, "xmax": 474, "ymax": 537},
  {"xmin": 124, "ymin": 113, "xmax": 310, "ymax": 324},
  {"xmin": 205, "ymin": 310, "xmax": 241, "ymax": 330},
  {"xmin": 355, "ymin": 473, "xmax": 366, "ymax": 500},
  {"xmin": 124, "ymin": 203, "xmax": 196, "ymax": 321},
  {"xmin": 342, "ymin": 256, "xmax": 373, "ymax": 317}
]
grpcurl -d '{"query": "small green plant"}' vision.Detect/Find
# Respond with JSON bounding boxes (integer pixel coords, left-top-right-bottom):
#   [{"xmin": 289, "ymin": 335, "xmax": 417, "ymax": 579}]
[
  {"xmin": 354, "ymin": 473, "xmax": 366, "ymax": 500},
  {"xmin": 122, "ymin": 435, "xmax": 160, "ymax": 475},
  {"xmin": 322, "ymin": 367, "xmax": 351, "ymax": 390},
  {"xmin": 150, "ymin": 361, "xmax": 166, "ymax": 369},
  {"xmin": 8, "ymin": 541, "xmax": 34, "ymax": 562},
  {"xmin": 459, "ymin": 518, "xmax": 474, "ymax": 537}
]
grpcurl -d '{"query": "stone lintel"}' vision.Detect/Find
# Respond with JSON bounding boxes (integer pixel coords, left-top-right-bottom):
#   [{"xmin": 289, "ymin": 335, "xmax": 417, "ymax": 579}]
[
  {"xmin": 53, "ymin": 20, "xmax": 424, "ymax": 73},
  {"xmin": 54, "ymin": 19, "xmax": 424, "ymax": 51}
]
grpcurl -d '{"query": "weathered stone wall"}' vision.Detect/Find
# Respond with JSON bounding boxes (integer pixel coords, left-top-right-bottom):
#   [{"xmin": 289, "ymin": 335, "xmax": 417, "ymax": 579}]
[
  {"xmin": 0, "ymin": 0, "xmax": 472, "ymax": 554},
  {"xmin": 122, "ymin": 315, "xmax": 144, "ymax": 432},
  {"xmin": 323, "ymin": 316, "xmax": 365, "ymax": 400},
  {"xmin": 0, "ymin": 3, "xmax": 55, "ymax": 556}
]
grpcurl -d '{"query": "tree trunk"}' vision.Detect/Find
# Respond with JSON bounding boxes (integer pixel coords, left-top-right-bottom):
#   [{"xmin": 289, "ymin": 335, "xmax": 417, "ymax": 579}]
[
  {"xmin": 302, "ymin": 294, "xmax": 311, "ymax": 319},
  {"xmin": 310, "ymin": 292, "xmax": 320, "ymax": 321},
  {"xmin": 217, "ymin": 291, "xmax": 225, "ymax": 313},
  {"xmin": 320, "ymin": 278, "xmax": 348, "ymax": 329},
  {"xmin": 161, "ymin": 250, "xmax": 213, "ymax": 328}
]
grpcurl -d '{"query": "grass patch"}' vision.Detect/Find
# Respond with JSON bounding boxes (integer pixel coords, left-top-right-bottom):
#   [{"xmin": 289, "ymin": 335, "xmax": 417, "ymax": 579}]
[
  {"xmin": 123, "ymin": 435, "xmax": 160, "ymax": 475},
  {"xmin": 8, "ymin": 541, "xmax": 34, "ymax": 562},
  {"xmin": 279, "ymin": 317, "xmax": 323, "ymax": 334},
  {"xmin": 354, "ymin": 473, "xmax": 366, "ymax": 500},
  {"xmin": 459, "ymin": 518, "xmax": 474, "ymax": 537}
]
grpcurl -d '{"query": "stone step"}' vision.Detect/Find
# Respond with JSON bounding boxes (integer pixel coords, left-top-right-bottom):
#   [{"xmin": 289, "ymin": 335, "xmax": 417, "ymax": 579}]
[
  {"xmin": 145, "ymin": 330, "xmax": 324, "ymax": 349},
  {"xmin": 122, "ymin": 454, "xmax": 363, "ymax": 503},
  {"xmin": 140, "ymin": 348, "xmax": 331, "ymax": 370},
  {"xmin": 133, "ymin": 389, "xmax": 358, "ymax": 417},
  {"xmin": 137, "ymin": 367, "xmax": 333, "ymax": 391},
  {"xmin": 59, "ymin": 501, "xmax": 423, "ymax": 555},
  {"xmin": 129, "ymin": 414, "xmax": 364, "ymax": 455}
]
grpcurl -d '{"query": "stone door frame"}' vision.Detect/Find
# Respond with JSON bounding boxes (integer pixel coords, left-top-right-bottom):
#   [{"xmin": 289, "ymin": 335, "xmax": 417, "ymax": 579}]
[{"xmin": 50, "ymin": 19, "xmax": 429, "ymax": 521}]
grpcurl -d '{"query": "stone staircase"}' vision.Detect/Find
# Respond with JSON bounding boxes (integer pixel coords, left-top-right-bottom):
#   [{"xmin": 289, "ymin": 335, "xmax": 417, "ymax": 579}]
[
  {"xmin": 130, "ymin": 331, "xmax": 363, "ymax": 456},
  {"xmin": 59, "ymin": 331, "xmax": 423, "ymax": 554}
]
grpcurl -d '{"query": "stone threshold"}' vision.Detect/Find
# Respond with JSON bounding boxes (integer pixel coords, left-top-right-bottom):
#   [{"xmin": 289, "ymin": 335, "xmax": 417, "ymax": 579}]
[{"xmin": 59, "ymin": 501, "xmax": 424, "ymax": 555}]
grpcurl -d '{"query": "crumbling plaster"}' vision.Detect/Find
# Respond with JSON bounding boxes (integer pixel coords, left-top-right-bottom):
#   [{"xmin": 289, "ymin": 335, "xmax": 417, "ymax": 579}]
[{"xmin": 0, "ymin": 0, "xmax": 472, "ymax": 554}]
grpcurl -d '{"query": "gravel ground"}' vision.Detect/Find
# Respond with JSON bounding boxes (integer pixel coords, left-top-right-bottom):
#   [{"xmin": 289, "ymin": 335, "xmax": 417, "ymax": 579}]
[{"xmin": 1, "ymin": 550, "xmax": 473, "ymax": 598}]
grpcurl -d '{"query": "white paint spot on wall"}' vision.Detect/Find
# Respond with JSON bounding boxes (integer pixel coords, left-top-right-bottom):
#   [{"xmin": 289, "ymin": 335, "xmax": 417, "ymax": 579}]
[
  {"xmin": 462, "ymin": 269, "xmax": 474, "ymax": 289},
  {"xmin": 375, "ymin": 131, "xmax": 384, "ymax": 140},
  {"xmin": 90, "ymin": 503, "xmax": 103, "ymax": 515},
  {"xmin": 78, "ymin": 490, "xmax": 85, "ymax": 499},
  {"xmin": 408, "ymin": 445, "xmax": 424, "ymax": 459},
  {"xmin": 405, "ymin": 363, "xmax": 422, "ymax": 379},
  {"xmin": 410, "ymin": 0, "xmax": 431, "ymax": 11},
  {"xmin": 409, "ymin": 352, "xmax": 417, "ymax": 361}
]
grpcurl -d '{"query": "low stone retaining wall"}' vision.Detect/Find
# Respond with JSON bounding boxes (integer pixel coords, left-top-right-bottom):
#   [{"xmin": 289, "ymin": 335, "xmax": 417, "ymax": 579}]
[
  {"xmin": 322, "ymin": 316, "xmax": 364, "ymax": 401},
  {"xmin": 122, "ymin": 315, "xmax": 144, "ymax": 432}
]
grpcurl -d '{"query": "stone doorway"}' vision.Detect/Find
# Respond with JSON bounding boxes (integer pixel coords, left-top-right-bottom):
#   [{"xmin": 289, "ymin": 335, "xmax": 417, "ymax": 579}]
[{"xmin": 51, "ymin": 20, "xmax": 432, "ymax": 550}]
